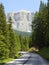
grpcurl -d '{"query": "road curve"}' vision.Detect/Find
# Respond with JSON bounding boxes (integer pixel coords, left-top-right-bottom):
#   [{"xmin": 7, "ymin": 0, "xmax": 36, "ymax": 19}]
[
  {"xmin": 23, "ymin": 52, "xmax": 48, "ymax": 65},
  {"xmin": 4, "ymin": 52, "xmax": 49, "ymax": 65}
]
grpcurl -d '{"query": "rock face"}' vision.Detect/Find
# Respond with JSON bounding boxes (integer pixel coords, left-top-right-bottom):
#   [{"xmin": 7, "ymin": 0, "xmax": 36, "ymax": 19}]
[{"xmin": 7, "ymin": 10, "xmax": 34, "ymax": 32}]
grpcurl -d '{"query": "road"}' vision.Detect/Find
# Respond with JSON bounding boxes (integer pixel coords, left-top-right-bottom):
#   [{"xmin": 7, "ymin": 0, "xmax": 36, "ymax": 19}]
[{"xmin": 4, "ymin": 52, "xmax": 49, "ymax": 65}]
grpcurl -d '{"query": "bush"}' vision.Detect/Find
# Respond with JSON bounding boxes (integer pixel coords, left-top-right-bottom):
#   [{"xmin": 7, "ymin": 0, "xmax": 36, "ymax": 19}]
[
  {"xmin": 14, "ymin": 53, "xmax": 21, "ymax": 59},
  {"xmin": 28, "ymin": 47, "xmax": 39, "ymax": 52}
]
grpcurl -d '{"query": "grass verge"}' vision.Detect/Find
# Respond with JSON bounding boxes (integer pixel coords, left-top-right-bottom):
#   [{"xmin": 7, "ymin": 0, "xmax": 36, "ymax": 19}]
[
  {"xmin": 0, "ymin": 53, "xmax": 21, "ymax": 65},
  {"xmin": 39, "ymin": 47, "xmax": 49, "ymax": 60},
  {"xmin": 0, "ymin": 58, "xmax": 13, "ymax": 65},
  {"xmin": 29, "ymin": 47, "xmax": 49, "ymax": 61}
]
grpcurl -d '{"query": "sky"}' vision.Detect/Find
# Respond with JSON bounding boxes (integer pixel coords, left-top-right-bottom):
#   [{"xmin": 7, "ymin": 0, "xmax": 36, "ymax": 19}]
[{"xmin": 0, "ymin": 0, "xmax": 47, "ymax": 13}]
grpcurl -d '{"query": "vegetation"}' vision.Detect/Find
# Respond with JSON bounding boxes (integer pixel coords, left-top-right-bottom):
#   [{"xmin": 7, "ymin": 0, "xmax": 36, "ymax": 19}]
[
  {"xmin": 20, "ymin": 36, "xmax": 30, "ymax": 51},
  {"xmin": 39, "ymin": 47, "xmax": 49, "ymax": 60},
  {"xmin": 0, "ymin": 4, "xmax": 10, "ymax": 64},
  {"xmin": 15, "ymin": 30, "xmax": 31, "ymax": 36},
  {"xmin": 0, "ymin": 0, "xmax": 49, "ymax": 64},
  {"xmin": 0, "ymin": 3, "xmax": 30, "ymax": 64},
  {"xmin": 31, "ymin": 0, "xmax": 49, "ymax": 60}
]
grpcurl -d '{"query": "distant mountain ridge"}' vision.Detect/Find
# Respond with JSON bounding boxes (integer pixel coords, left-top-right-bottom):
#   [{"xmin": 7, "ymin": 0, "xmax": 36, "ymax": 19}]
[{"xmin": 7, "ymin": 10, "xmax": 34, "ymax": 33}]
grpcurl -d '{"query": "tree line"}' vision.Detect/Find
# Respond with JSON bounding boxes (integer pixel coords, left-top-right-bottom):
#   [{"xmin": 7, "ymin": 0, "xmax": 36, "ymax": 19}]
[
  {"xmin": 0, "ymin": 3, "xmax": 29, "ymax": 62},
  {"xmin": 32, "ymin": 0, "xmax": 49, "ymax": 49}
]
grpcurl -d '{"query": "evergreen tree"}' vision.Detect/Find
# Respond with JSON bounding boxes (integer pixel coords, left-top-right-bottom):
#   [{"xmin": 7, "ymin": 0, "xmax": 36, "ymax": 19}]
[
  {"xmin": 32, "ymin": 1, "xmax": 47, "ymax": 49},
  {"xmin": 0, "ymin": 3, "xmax": 9, "ymax": 60},
  {"xmin": 25, "ymin": 37, "xmax": 29, "ymax": 50},
  {"xmin": 16, "ymin": 35, "xmax": 21, "ymax": 51},
  {"xmin": 0, "ymin": 39, "xmax": 9, "ymax": 61},
  {"xmin": 0, "ymin": 3, "xmax": 9, "ymax": 47},
  {"xmin": 39, "ymin": 1, "xmax": 46, "ymax": 11},
  {"xmin": 20, "ymin": 36, "xmax": 29, "ymax": 51},
  {"xmin": 8, "ymin": 17, "xmax": 19, "ymax": 58},
  {"xmin": 45, "ymin": 0, "xmax": 49, "ymax": 46}
]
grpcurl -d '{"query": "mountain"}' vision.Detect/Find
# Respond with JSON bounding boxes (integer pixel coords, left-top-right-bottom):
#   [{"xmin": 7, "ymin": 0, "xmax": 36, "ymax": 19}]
[{"xmin": 6, "ymin": 10, "xmax": 34, "ymax": 33}]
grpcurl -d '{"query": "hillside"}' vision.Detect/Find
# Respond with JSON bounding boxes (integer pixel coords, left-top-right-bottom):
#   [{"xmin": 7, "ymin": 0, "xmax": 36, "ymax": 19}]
[{"xmin": 14, "ymin": 30, "xmax": 32, "ymax": 36}]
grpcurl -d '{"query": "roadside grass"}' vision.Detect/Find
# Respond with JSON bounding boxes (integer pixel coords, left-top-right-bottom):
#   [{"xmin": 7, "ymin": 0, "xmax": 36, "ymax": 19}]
[
  {"xmin": 0, "ymin": 58, "xmax": 14, "ymax": 65},
  {"xmin": 39, "ymin": 47, "xmax": 49, "ymax": 60},
  {"xmin": 29, "ymin": 47, "xmax": 49, "ymax": 60},
  {"xmin": 0, "ymin": 53, "xmax": 21, "ymax": 65}
]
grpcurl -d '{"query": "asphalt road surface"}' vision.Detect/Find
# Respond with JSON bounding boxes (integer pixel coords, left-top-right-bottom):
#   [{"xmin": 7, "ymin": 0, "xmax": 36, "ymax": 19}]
[{"xmin": 4, "ymin": 52, "xmax": 49, "ymax": 65}]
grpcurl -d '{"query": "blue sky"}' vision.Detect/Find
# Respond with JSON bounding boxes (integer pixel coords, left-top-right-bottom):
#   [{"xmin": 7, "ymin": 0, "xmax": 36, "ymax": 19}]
[{"xmin": 0, "ymin": 0, "xmax": 47, "ymax": 13}]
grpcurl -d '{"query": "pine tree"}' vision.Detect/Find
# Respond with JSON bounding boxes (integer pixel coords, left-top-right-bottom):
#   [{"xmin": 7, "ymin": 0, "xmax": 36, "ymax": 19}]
[
  {"xmin": 0, "ymin": 4, "xmax": 9, "ymax": 46},
  {"xmin": 39, "ymin": 1, "xmax": 46, "ymax": 11},
  {"xmin": 8, "ymin": 17, "xmax": 19, "ymax": 58},
  {"xmin": 45, "ymin": 0, "xmax": 49, "ymax": 46},
  {"xmin": 0, "ymin": 3, "xmax": 9, "ymax": 60},
  {"xmin": 32, "ymin": 1, "xmax": 47, "ymax": 49}
]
